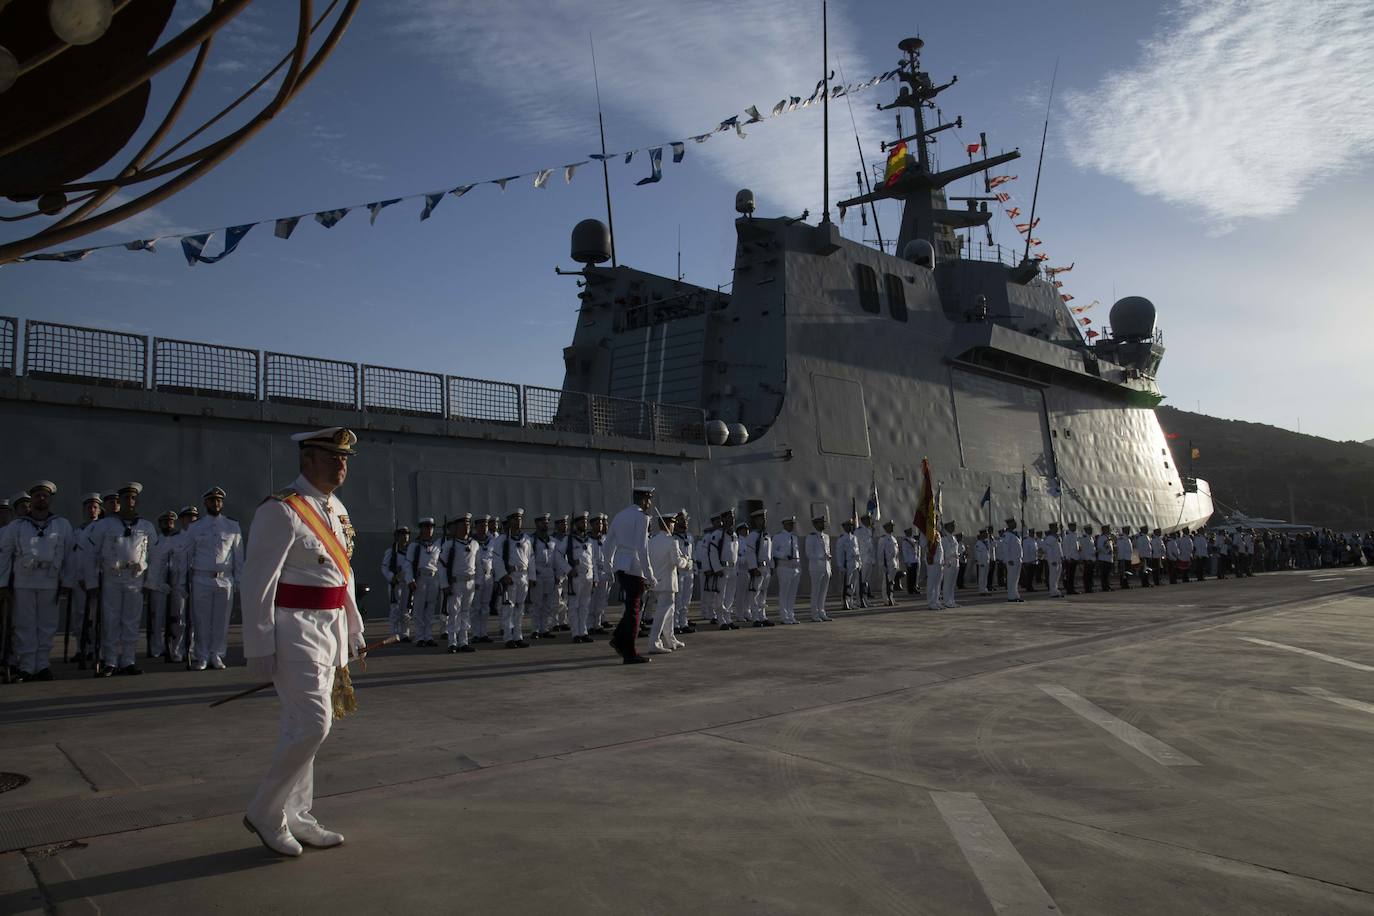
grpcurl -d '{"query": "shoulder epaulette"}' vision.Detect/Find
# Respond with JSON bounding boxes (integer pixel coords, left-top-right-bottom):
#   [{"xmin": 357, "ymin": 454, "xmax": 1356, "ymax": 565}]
[{"xmin": 262, "ymin": 487, "xmax": 299, "ymax": 505}]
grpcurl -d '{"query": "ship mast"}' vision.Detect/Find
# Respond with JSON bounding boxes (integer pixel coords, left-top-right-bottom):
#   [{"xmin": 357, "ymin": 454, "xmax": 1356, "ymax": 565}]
[{"xmin": 837, "ymin": 37, "xmax": 1021, "ymax": 258}]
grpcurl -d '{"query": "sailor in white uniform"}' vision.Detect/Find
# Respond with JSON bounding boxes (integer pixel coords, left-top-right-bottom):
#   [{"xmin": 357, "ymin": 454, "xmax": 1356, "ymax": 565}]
[
  {"xmin": 836, "ymin": 521, "xmax": 861, "ymax": 610},
  {"xmin": 0, "ymin": 481, "xmax": 76, "ymax": 681},
  {"xmin": 939, "ymin": 521, "xmax": 960, "ymax": 608},
  {"xmin": 473, "ymin": 517, "xmax": 496, "ymax": 643},
  {"xmin": 564, "ymin": 512, "xmax": 598, "ymax": 643},
  {"xmin": 443, "ymin": 514, "xmax": 480, "ymax": 653},
  {"xmin": 90, "ymin": 482, "xmax": 159, "ymax": 675},
  {"xmin": 491, "ymin": 510, "xmax": 532, "ymax": 649},
  {"xmin": 530, "ymin": 513, "xmax": 565, "ymax": 639},
  {"xmin": 1134, "ymin": 527, "xmax": 1154, "ymax": 588},
  {"xmin": 145, "ymin": 510, "xmax": 185, "ymax": 662},
  {"xmin": 918, "ymin": 525, "xmax": 943, "ymax": 609},
  {"xmin": 1043, "ymin": 522, "xmax": 1065, "ymax": 598},
  {"xmin": 241, "ymin": 427, "xmax": 365, "ymax": 857},
  {"xmin": 900, "ymin": 528, "xmax": 921, "ymax": 595},
  {"xmin": 705, "ymin": 509, "xmax": 740, "ymax": 629},
  {"xmin": 404, "ymin": 518, "xmax": 445, "ymax": 647},
  {"xmin": 647, "ymin": 517, "xmax": 687, "ymax": 653},
  {"xmin": 187, "ymin": 486, "xmax": 244, "ymax": 669},
  {"xmin": 380, "ymin": 527, "xmax": 411, "ymax": 641},
  {"xmin": 744, "ymin": 508, "xmax": 774, "ymax": 625},
  {"xmin": 806, "ymin": 516, "xmax": 833, "ymax": 622},
  {"xmin": 672, "ymin": 510, "xmax": 696, "ymax": 633},
  {"xmin": 602, "ymin": 487, "xmax": 658, "ymax": 663},
  {"xmin": 1001, "ymin": 520, "xmax": 1023, "ymax": 602},
  {"xmin": 878, "ymin": 521, "xmax": 900, "ymax": 606},
  {"xmin": 771, "ymin": 516, "xmax": 802, "ymax": 624},
  {"xmin": 974, "ymin": 529, "xmax": 991, "ymax": 594}
]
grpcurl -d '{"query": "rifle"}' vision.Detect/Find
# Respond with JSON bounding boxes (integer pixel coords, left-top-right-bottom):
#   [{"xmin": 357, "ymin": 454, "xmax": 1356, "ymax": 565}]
[
  {"xmin": 209, "ymin": 635, "xmax": 399, "ymax": 708},
  {"xmin": 183, "ymin": 569, "xmax": 195, "ymax": 670},
  {"xmin": 0, "ymin": 589, "xmax": 12, "ymax": 684},
  {"xmin": 75, "ymin": 587, "xmax": 94, "ymax": 668}
]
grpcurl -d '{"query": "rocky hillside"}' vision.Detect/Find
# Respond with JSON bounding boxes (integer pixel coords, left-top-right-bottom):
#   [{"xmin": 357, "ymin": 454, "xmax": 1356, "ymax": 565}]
[{"xmin": 1158, "ymin": 407, "xmax": 1374, "ymax": 530}]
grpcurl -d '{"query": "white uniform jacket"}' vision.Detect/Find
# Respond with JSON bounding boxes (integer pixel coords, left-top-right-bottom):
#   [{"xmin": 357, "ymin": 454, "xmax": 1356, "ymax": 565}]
[
  {"xmin": 772, "ymin": 531, "xmax": 802, "ymax": 571},
  {"xmin": 405, "ymin": 539, "xmax": 447, "ymax": 588},
  {"xmin": 0, "ymin": 514, "xmax": 77, "ymax": 590},
  {"xmin": 445, "ymin": 537, "xmax": 481, "ymax": 582},
  {"xmin": 647, "ymin": 531, "xmax": 687, "ymax": 592},
  {"xmin": 1000, "ymin": 530, "xmax": 1022, "ymax": 563},
  {"xmin": 835, "ymin": 533, "xmax": 860, "ymax": 572},
  {"xmin": 187, "ymin": 514, "xmax": 244, "ymax": 583},
  {"xmin": 491, "ymin": 533, "xmax": 533, "ymax": 581},
  {"xmin": 604, "ymin": 505, "xmax": 656, "ymax": 583},
  {"xmin": 239, "ymin": 474, "xmax": 364, "ymax": 666},
  {"xmin": 90, "ymin": 515, "xmax": 160, "ymax": 582},
  {"xmin": 1042, "ymin": 533, "xmax": 1063, "ymax": 563}
]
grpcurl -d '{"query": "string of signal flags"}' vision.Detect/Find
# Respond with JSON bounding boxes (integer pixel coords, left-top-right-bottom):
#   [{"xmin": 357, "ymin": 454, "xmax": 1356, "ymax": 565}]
[{"xmin": 11, "ymin": 67, "xmax": 908, "ymax": 268}]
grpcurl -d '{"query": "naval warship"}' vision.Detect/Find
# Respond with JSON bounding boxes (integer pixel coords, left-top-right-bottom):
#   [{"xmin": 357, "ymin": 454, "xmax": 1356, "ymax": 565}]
[{"xmin": 0, "ymin": 37, "xmax": 1212, "ymax": 582}]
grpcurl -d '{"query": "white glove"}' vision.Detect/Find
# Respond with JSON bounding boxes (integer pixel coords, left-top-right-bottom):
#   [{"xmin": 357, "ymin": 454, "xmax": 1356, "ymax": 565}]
[
  {"xmin": 246, "ymin": 654, "xmax": 276, "ymax": 678},
  {"xmin": 646, "ymin": 576, "xmax": 658, "ymax": 591}
]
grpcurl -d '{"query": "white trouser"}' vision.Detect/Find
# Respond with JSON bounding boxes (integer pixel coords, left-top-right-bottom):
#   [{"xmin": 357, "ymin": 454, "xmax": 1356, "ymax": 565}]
[
  {"xmin": 247, "ymin": 661, "xmax": 335, "ymax": 835},
  {"xmin": 927, "ymin": 564, "xmax": 943, "ymax": 609},
  {"xmin": 775, "ymin": 566, "xmax": 801, "ymax": 622},
  {"xmin": 651, "ymin": 588, "xmax": 677, "ymax": 648},
  {"xmin": 411, "ymin": 576, "xmax": 441, "ymax": 641},
  {"xmin": 554, "ymin": 577, "xmax": 568, "ymax": 627},
  {"xmin": 474, "ymin": 579, "xmax": 492, "ymax": 637},
  {"xmin": 977, "ymin": 562, "xmax": 990, "ymax": 593},
  {"xmin": 148, "ymin": 587, "xmax": 188, "ymax": 659},
  {"xmin": 808, "ymin": 564, "xmax": 831, "ymax": 619},
  {"xmin": 941, "ymin": 566, "xmax": 958, "ymax": 606},
  {"xmin": 720, "ymin": 566, "xmax": 738, "ymax": 623},
  {"xmin": 674, "ymin": 570, "xmax": 693, "ymax": 627},
  {"xmin": 752, "ymin": 568, "xmax": 772, "ymax": 620},
  {"xmin": 735, "ymin": 569, "xmax": 754, "ymax": 621},
  {"xmin": 387, "ymin": 583, "xmax": 409, "ymax": 639},
  {"xmin": 700, "ymin": 572, "xmax": 721, "ymax": 622},
  {"xmin": 842, "ymin": 568, "xmax": 859, "ymax": 605},
  {"xmin": 101, "ymin": 577, "xmax": 146, "ymax": 668},
  {"xmin": 1048, "ymin": 559, "xmax": 1063, "ymax": 596},
  {"xmin": 531, "ymin": 575, "xmax": 557, "ymax": 633},
  {"xmin": 8, "ymin": 587, "xmax": 58, "ymax": 673},
  {"xmin": 865, "ymin": 559, "xmax": 881, "ymax": 598},
  {"xmin": 447, "ymin": 579, "xmax": 476, "ymax": 647},
  {"xmin": 1005, "ymin": 559, "xmax": 1022, "ymax": 600},
  {"xmin": 192, "ymin": 573, "xmax": 234, "ymax": 662},
  {"xmin": 501, "ymin": 576, "xmax": 529, "ymax": 641},
  {"xmin": 567, "ymin": 575, "xmax": 593, "ymax": 637}
]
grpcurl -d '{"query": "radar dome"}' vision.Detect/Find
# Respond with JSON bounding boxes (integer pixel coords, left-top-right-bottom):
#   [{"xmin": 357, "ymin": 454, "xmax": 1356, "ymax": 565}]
[
  {"xmin": 570, "ymin": 219, "xmax": 611, "ymax": 265},
  {"xmin": 1109, "ymin": 296, "xmax": 1156, "ymax": 342},
  {"xmin": 705, "ymin": 419, "xmax": 730, "ymax": 446},
  {"xmin": 903, "ymin": 239, "xmax": 935, "ymax": 269},
  {"xmin": 735, "ymin": 189, "xmax": 755, "ymax": 215},
  {"xmin": 727, "ymin": 423, "xmax": 750, "ymax": 446}
]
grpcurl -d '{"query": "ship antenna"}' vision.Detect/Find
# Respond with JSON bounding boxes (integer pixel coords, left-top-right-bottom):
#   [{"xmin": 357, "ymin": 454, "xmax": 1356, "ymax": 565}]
[
  {"xmin": 590, "ymin": 33, "xmax": 617, "ymax": 267},
  {"xmin": 1021, "ymin": 58, "xmax": 1059, "ymax": 265},
  {"xmin": 821, "ymin": 0, "xmax": 831, "ymax": 224},
  {"xmin": 838, "ymin": 61, "xmax": 883, "ymax": 249}
]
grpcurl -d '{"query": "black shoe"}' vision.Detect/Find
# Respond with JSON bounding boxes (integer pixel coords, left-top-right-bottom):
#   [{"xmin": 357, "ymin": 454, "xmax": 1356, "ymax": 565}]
[
  {"xmin": 505, "ymin": 640, "xmax": 519, "ymax": 649},
  {"xmin": 719, "ymin": 623, "xmax": 732, "ymax": 631},
  {"xmin": 458, "ymin": 644, "xmax": 476, "ymax": 653},
  {"xmin": 515, "ymin": 639, "xmax": 530, "ymax": 648},
  {"xmin": 752, "ymin": 621, "xmax": 764, "ymax": 628},
  {"xmin": 529, "ymin": 631, "xmax": 541, "ymax": 639},
  {"xmin": 121, "ymin": 664, "xmax": 144, "ymax": 676},
  {"xmin": 475, "ymin": 635, "xmax": 493, "ymax": 644},
  {"xmin": 760, "ymin": 620, "xmax": 775, "ymax": 627},
  {"xmin": 447, "ymin": 645, "xmax": 459, "ymax": 654},
  {"xmin": 558, "ymin": 624, "xmax": 571, "ymax": 631},
  {"xmin": 589, "ymin": 627, "xmax": 606, "ymax": 635},
  {"xmin": 622, "ymin": 655, "xmax": 650, "ymax": 665},
  {"xmin": 608, "ymin": 636, "xmax": 628, "ymax": 658},
  {"xmin": 400, "ymin": 635, "xmax": 412, "ymax": 643},
  {"xmin": 684, "ymin": 623, "xmax": 697, "ymax": 633},
  {"xmin": 541, "ymin": 631, "xmax": 556, "ymax": 639},
  {"xmin": 34, "ymin": 668, "xmax": 54, "ymax": 681},
  {"xmin": 11, "ymin": 669, "xmax": 31, "ymax": 682}
]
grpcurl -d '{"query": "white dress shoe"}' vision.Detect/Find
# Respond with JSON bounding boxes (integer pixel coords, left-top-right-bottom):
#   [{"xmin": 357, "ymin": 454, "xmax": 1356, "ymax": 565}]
[
  {"xmin": 649, "ymin": 646, "xmax": 671, "ymax": 655},
  {"xmin": 244, "ymin": 815, "xmax": 303, "ymax": 857},
  {"xmin": 210, "ymin": 656, "xmax": 226, "ymax": 670},
  {"xmin": 671, "ymin": 639, "xmax": 686, "ymax": 649},
  {"xmin": 290, "ymin": 821, "xmax": 345, "ymax": 849},
  {"xmin": 190, "ymin": 659, "xmax": 207, "ymax": 671}
]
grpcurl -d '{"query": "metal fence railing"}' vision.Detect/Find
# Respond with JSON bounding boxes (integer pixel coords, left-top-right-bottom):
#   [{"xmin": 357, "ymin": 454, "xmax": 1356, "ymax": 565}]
[
  {"xmin": 448, "ymin": 376, "xmax": 521, "ymax": 425},
  {"xmin": 363, "ymin": 364, "xmax": 444, "ymax": 416},
  {"xmin": 0, "ymin": 316, "xmax": 15, "ymax": 377},
  {"xmin": 525, "ymin": 385, "xmax": 590, "ymax": 434},
  {"xmin": 24, "ymin": 320, "xmax": 147, "ymax": 388},
  {"xmin": 265, "ymin": 351, "xmax": 358, "ymax": 410},
  {"xmin": 9, "ymin": 319, "xmax": 705, "ymax": 446},
  {"xmin": 154, "ymin": 337, "xmax": 259, "ymax": 400}
]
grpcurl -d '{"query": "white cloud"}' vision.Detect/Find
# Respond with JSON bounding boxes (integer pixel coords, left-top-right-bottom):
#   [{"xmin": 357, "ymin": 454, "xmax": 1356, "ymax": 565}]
[
  {"xmin": 386, "ymin": 0, "xmax": 895, "ymax": 215},
  {"xmin": 1064, "ymin": 0, "xmax": 1374, "ymax": 228}
]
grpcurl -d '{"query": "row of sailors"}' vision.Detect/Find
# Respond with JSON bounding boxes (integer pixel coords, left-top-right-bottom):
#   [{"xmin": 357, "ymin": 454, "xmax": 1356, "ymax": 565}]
[{"xmin": 0, "ymin": 482, "xmax": 243, "ymax": 681}]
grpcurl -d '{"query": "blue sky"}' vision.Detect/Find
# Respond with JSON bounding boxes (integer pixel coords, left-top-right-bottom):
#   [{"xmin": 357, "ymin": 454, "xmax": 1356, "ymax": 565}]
[{"xmin": 5, "ymin": 0, "xmax": 1373, "ymax": 441}]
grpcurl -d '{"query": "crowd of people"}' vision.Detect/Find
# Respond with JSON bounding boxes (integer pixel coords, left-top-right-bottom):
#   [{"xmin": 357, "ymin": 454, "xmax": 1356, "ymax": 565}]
[{"xmin": 3, "ymin": 477, "xmax": 1370, "ymax": 684}]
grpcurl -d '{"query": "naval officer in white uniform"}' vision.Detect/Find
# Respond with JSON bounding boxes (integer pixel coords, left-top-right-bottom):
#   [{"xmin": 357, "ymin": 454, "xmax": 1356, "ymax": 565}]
[{"xmin": 241, "ymin": 427, "xmax": 365, "ymax": 857}]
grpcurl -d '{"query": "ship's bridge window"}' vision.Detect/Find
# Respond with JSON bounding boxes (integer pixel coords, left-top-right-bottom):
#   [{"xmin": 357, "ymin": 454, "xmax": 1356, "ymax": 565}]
[
  {"xmin": 855, "ymin": 264, "xmax": 880, "ymax": 314},
  {"xmin": 883, "ymin": 273, "xmax": 908, "ymax": 322}
]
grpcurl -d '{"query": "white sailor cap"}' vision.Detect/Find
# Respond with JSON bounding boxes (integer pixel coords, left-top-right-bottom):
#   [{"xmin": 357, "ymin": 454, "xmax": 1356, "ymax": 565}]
[
  {"xmin": 158, "ymin": 509, "xmax": 177, "ymax": 521},
  {"xmin": 575, "ymin": 511, "xmax": 590, "ymax": 520},
  {"xmin": 632, "ymin": 485, "xmax": 656, "ymax": 496},
  {"xmin": 418, "ymin": 517, "xmax": 436, "ymax": 526},
  {"xmin": 11, "ymin": 491, "xmax": 31, "ymax": 504},
  {"xmin": 102, "ymin": 489, "xmax": 119, "ymax": 500},
  {"xmin": 118, "ymin": 481, "xmax": 143, "ymax": 495},
  {"xmin": 506, "ymin": 508, "xmax": 525, "ymax": 520},
  {"xmin": 82, "ymin": 492, "xmax": 102, "ymax": 505},
  {"xmin": 719, "ymin": 507, "xmax": 736, "ymax": 516},
  {"xmin": 292, "ymin": 427, "xmax": 357, "ymax": 455},
  {"xmin": 395, "ymin": 524, "xmax": 410, "ymax": 533},
  {"xmin": 203, "ymin": 486, "xmax": 226, "ymax": 499},
  {"xmin": 735, "ymin": 522, "xmax": 749, "ymax": 531},
  {"xmin": 27, "ymin": 480, "xmax": 57, "ymax": 496},
  {"xmin": 534, "ymin": 513, "xmax": 551, "ymax": 523},
  {"xmin": 812, "ymin": 514, "xmax": 827, "ymax": 522},
  {"xmin": 781, "ymin": 515, "xmax": 796, "ymax": 523},
  {"xmin": 455, "ymin": 512, "xmax": 473, "ymax": 522},
  {"xmin": 596, "ymin": 512, "xmax": 608, "ymax": 521},
  {"xmin": 883, "ymin": 520, "xmax": 895, "ymax": 529},
  {"xmin": 179, "ymin": 505, "xmax": 200, "ymax": 517},
  {"xmin": 555, "ymin": 515, "xmax": 569, "ymax": 524},
  {"xmin": 675, "ymin": 508, "xmax": 689, "ymax": 518},
  {"xmin": 749, "ymin": 507, "xmax": 767, "ymax": 518}
]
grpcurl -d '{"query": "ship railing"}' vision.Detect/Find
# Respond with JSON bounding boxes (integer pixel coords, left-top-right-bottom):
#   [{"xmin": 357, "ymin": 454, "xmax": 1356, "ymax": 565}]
[
  {"xmin": 10, "ymin": 318, "xmax": 706, "ymax": 447},
  {"xmin": 0, "ymin": 316, "xmax": 16, "ymax": 378}
]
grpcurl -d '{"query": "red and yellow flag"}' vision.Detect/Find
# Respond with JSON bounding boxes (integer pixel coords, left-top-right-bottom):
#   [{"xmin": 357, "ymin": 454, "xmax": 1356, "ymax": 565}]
[
  {"xmin": 912, "ymin": 458, "xmax": 940, "ymax": 563},
  {"xmin": 884, "ymin": 141, "xmax": 911, "ymax": 187}
]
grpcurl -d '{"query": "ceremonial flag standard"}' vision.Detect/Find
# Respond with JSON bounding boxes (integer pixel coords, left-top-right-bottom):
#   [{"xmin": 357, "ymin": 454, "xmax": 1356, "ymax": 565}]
[{"xmin": 913, "ymin": 458, "xmax": 939, "ymax": 563}]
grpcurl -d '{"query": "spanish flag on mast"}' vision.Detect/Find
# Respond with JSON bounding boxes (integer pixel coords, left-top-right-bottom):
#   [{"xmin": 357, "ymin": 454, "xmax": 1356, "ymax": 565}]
[{"xmin": 884, "ymin": 141, "xmax": 911, "ymax": 187}]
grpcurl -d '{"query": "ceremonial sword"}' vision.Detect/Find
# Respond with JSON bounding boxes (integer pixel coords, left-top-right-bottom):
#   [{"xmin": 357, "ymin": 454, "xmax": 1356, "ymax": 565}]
[{"xmin": 208, "ymin": 635, "xmax": 400, "ymax": 708}]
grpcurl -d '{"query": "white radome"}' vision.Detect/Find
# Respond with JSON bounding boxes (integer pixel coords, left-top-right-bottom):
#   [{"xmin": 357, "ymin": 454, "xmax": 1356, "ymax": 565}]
[{"xmin": 49, "ymin": 0, "xmax": 115, "ymax": 46}]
